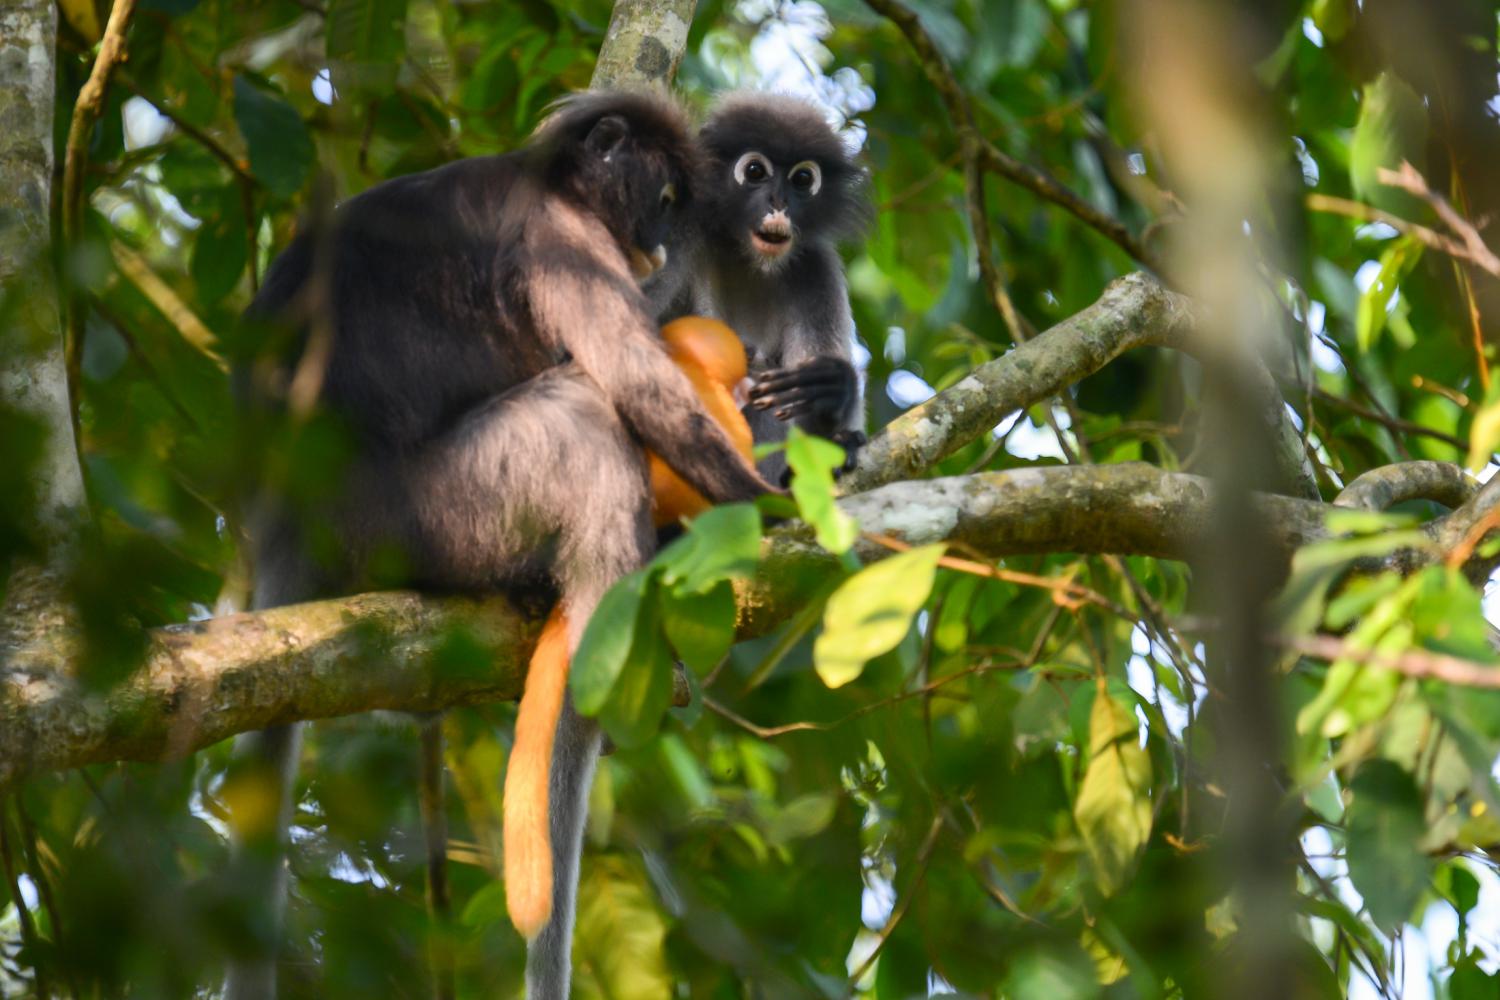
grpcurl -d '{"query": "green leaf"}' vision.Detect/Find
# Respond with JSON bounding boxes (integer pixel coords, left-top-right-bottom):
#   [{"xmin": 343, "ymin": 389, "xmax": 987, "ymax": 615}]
[
  {"xmin": 1311, "ymin": 0, "xmax": 1354, "ymax": 41},
  {"xmin": 190, "ymin": 186, "xmax": 247, "ymax": 306},
  {"xmin": 1355, "ymin": 236, "xmax": 1423, "ymax": 353},
  {"xmin": 326, "ymin": 0, "xmax": 410, "ymax": 93},
  {"xmin": 1345, "ymin": 759, "xmax": 1433, "ymax": 931},
  {"xmin": 1451, "ymin": 958, "xmax": 1500, "ymax": 1000},
  {"xmin": 1073, "ymin": 681, "xmax": 1152, "ymax": 896},
  {"xmin": 785, "ymin": 425, "xmax": 858, "ymax": 553},
  {"xmin": 1466, "ymin": 381, "xmax": 1500, "ymax": 471},
  {"xmin": 1439, "ymin": 862, "xmax": 1481, "ymax": 916},
  {"xmin": 570, "ymin": 857, "xmax": 672, "ymax": 1000},
  {"xmin": 597, "ymin": 591, "xmax": 674, "ymax": 749},
  {"xmin": 232, "ymin": 76, "xmax": 313, "ymax": 199},
  {"xmin": 660, "ymin": 580, "xmax": 736, "ymax": 675},
  {"xmin": 1350, "ymin": 72, "xmax": 1428, "ymax": 216},
  {"xmin": 812, "ymin": 544, "xmax": 944, "ymax": 688},
  {"xmin": 659, "ymin": 502, "xmax": 761, "ymax": 594},
  {"xmin": 571, "ymin": 569, "xmax": 651, "ymax": 716}
]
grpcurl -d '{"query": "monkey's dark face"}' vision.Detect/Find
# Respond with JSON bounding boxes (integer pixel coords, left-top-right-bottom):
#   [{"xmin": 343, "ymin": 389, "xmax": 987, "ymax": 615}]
[
  {"xmin": 699, "ymin": 97, "xmax": 868, "ymax": 276},
  {"xmin": 721, "ymin": 149, "xmax": 826, "ymax": 273},
  {"xmin": 570, "ymin": 114, "xmax": 694, "ymax": 286}
]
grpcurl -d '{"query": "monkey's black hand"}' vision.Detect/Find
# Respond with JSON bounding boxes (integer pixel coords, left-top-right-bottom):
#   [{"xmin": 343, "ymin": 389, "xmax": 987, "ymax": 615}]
[
  {"xmin": 828, "ymin": 429, "xmax": 866, "ymax": 477},
  {"xmin": 747, "ymin": 356, "xmax": 857, "ymax": 432}
]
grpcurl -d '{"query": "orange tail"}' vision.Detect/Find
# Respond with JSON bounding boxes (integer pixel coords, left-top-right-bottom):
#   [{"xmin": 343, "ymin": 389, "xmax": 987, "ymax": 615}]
[{"xmin": 503, "ymin": 605, "xmax": 571, "ymax": 939}]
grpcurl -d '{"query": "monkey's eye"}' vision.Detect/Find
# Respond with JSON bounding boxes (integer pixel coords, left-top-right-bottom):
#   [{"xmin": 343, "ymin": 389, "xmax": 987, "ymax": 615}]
[
  {"xmin": 660, "ymin": 182, "xmax": 677, "ymax": 209},
  {"xmin": 733, "ymin": 152, "xmax": 772, "ymax": 186},
  {"xmin": 789, "ymin": 160, "xmax": 822, "ymax": 195}
]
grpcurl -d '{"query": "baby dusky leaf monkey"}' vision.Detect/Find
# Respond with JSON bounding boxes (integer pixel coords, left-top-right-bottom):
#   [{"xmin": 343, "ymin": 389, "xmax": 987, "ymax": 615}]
[
  {"xmin": 229, "ymin": 91, "xmax": 773, "ymax": 1000},
  {"xmin": 670, "ymin": 92, "xmax": 872, "ymax": 483}
]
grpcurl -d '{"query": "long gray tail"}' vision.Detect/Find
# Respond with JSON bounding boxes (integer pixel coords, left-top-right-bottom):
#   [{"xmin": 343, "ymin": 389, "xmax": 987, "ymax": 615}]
[
  {"xmin": 524, "ymin": 701, "xmax": 603, "ymax": 999},
  {"xmin": 223, "ymin": 722, "xmax": 303, "ymax": 1000}
]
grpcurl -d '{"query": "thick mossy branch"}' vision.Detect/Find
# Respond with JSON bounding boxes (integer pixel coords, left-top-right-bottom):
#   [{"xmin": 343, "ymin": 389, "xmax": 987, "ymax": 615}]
[
  {"xmin": 10, "ymin": 461, "xmax": 1491, "ymax": 786},
  {"xmin": 1, "ymin": 593, "xmax": 536, "ymax": 787},
  {"xmin": 1334, "ymin": 460, "xmax": 1479, "ymax": 512},
  {"xmin": 841, "ymin": 273, "xmax": 1184, "ymax": 492},
  {"xmin": 840, "ymin": 272, "xmax": 1317, "ymax": 500}
]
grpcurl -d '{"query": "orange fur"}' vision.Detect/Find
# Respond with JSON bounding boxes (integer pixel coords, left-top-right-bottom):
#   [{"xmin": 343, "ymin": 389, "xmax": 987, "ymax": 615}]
[
  {"xmin": 503, "ymin": 606, "xmax": 571, "ymax": 939},
  {"xmin": 502, "ymin": 317, "xmax": 752, "ymax": 939},
  {"xmin": 649, "ymin": 317, "xmax": 754, "ymax": 525}
]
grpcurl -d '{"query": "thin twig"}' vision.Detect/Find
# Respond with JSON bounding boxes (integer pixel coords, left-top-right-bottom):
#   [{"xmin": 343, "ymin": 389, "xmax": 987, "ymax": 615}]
[
  {"xmin": 863, "ymin": 532, "xmax": 1125, "ymax": 615},
  {"xmin": 1277, "ymin": 633, "xmax": 1500, "ymax": 689},
  {"xmin": 117, "ymin": 77, "xmax": 254, "ymax": 185},
  {"xmin": 861, "ymin": 0, "xmax": 1162, "ymax": 277},
  {"xmin": 110, "ymin": 241, "xmax": 226, "ymax": 369},
  {"xmin": 1445, "ymin": 505, "xmax": 1500, "ymax": 569},
  {"xmin": 0, "ymin": 801, "xmax": 49, "ymax": 1000},
  {"xmin": 61, "ymin": 0, "xmax": 140, "ymax": 428},
  {"xmin": 418, "ymin": 716, "xmax": 455, "ymax": 1000},
  {"xmin": 1304, "ymin": 192, "xmax": 1492, "ymax": 275},
  {"xmin": 848, "ymin": 814, "xmax": 943, "ymax": 986},
  {"xmin": 1378, "ymin": 162, "xmax": 1500, "ymax": 279},
  {"xmin": 1312, "ymin": 386, "xmax": 1467, "ymax": 452}
]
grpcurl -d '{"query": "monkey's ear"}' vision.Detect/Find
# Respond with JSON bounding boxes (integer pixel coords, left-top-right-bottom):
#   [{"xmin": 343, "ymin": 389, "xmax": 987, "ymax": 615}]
[{"xmin": 585, "ymin": 115, "xmax": 629, "ymax": 157}]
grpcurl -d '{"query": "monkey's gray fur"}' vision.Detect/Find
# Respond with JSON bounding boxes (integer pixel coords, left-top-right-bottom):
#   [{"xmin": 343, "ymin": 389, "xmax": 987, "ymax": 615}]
[
  {"xmin": 668, "ymin": 91, "xmax": 872, "ymax": 482},
  {"xmin": 225, "ymin": 90, "xmax": 772, "ymax": 1000}
]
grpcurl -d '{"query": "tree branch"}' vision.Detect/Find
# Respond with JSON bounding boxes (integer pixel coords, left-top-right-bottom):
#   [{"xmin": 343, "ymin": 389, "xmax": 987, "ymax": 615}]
[
  {"xmin": 1334, "ymin": 460, "xmax": 1478, "ymax": 512},
  {"xmin": 843, "ymin": 271, "xmax": 1317, "ymax": 499},
  {"xmin": 61, "ymin": 0, "xmax": 140, "ymax": 400},
  {"xmin": 590, "ymin": 0, "xmax": 696, "ymax": 89},
  {"xmin": 8, "ymin": 452, "xmax": 1491, "ymax": 787}
]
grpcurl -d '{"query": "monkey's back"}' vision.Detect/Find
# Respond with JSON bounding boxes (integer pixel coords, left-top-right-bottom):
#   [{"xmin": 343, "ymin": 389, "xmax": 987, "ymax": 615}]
[{"xmin": 248, "ymin": 153, "xmax": 560, "ymax": 455}]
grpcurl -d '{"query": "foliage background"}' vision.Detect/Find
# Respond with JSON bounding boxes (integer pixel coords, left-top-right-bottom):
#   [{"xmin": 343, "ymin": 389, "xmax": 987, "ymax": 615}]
[{"xmin": 5, "ymin": 0, "xmax": 1500, "ymax": 997}]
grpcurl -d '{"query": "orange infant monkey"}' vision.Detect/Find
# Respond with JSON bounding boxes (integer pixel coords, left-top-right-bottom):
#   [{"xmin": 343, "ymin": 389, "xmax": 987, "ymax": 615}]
[{"xmin": 504, "ymin": 317, "xmax": 753, "ymax": 940}]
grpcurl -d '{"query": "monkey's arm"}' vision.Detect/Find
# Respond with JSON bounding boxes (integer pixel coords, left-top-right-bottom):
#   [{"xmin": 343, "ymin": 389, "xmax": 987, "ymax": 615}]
[
  {"xmin": 525, "ymin": 203, "xmax": 776, "ymax": 505},
  {"xmin": 746, "ymin": 248, "xmax": 866, "ymax": 442}
]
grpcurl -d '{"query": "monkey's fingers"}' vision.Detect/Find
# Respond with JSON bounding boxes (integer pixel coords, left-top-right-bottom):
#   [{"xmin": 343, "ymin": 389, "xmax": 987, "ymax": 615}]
[
  {"xmin": 748, "ymin": 364, "xmax": 850, "ymax": 399},
  {"xmin": 749, "ymin": 379, "xmax": 851, "ymax": 413}
]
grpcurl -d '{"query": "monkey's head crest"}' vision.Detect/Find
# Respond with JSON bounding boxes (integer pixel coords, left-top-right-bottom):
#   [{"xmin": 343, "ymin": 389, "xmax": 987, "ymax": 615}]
[{"xmin": 529, "ymin": 90, "xmax": 703, "ymax": 285}]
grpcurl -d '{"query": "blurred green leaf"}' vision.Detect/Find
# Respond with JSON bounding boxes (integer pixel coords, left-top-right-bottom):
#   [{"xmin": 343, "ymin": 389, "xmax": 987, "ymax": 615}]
[
  {"xmin": 1345, "ymin": 759, "xmax": 1432, "ymax": 931},
  {"xmin": 1073, "ymin": 680, "xmax": 1152, "ymax": 896},
  {"xmin": 785, "ymin": 425, "xmax": 858, "ymax": 554},
  {"xmin": 659, "ymin": 502, "xmax": 761, "ymax": 594},
  {"xmin": 1350, "ymin": 72, "xmax": 1428, "ymax": 216},
  {"xmin": 660, "ymin": 579, "xmax": 737, "ymax": 675},
  {"xmin": 572, "ymin": 568, "xmax": 652, "ymax": 716},
  {"xmin": 326, "ymin": 0, "xmax": 410, "ymax": 93},
  {"xmin": 812, "ymin": 543, "xmax": 943, "ymax": 688},
  {"xmin": 232, "ymin": 75, "xmax": 313, "ymax": 199}
]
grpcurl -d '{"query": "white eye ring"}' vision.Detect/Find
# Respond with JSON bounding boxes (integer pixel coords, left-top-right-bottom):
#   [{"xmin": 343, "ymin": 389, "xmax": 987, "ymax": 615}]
[
  {"xmin": 788, "ymin": 160, "xmax": 822, "ymax": 195},
  {"xmin": 733, "ymin": 152, "xmax": 773, "ymax": 185},
  {"xmin": 660, "ymin": 182, "xmax": 677, "ymax": 207}
]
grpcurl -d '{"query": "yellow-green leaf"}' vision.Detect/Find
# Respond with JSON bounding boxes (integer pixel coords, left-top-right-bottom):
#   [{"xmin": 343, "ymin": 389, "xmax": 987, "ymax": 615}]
[
  {"xmin": 1073, "ymin": 681, "xmax": 1152, "ymax": 896},
  {"xmin": 812, "ymin": 544, "xmax": 944, "ymax": 688}
]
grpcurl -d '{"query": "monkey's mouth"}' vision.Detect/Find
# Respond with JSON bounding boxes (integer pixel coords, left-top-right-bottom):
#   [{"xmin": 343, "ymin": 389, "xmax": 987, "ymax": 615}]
[
  {"xmin": 750, "ymin": 216, "xmax": 793, "ymax": 258},
  {"xmin": 629, "ymin": 245, "xmax": 668, "ymax": 281}
]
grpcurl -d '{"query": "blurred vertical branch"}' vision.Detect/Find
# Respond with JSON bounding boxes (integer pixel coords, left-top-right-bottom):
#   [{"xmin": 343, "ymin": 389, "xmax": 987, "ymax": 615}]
[
  {"xmin": 1122, "ymin": 2, "xmax": 1295, "ymax": 994},
  {"xmin": 0, "ymin": 0, "xmax": 88, "ymax": 644},
  {"xmin": 60, "ymin": 0, "xmax": 139, "ymax": 408}
]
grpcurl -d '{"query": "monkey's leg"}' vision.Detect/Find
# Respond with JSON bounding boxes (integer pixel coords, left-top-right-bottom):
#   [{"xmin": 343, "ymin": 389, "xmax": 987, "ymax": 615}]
[
  {"xmin": 223, "ymin": 723, "xmax": 304, "ymax": 1000},
  {"xmin": 410, "ymin": 367, "xmax": 653, "ymax": 1000}
]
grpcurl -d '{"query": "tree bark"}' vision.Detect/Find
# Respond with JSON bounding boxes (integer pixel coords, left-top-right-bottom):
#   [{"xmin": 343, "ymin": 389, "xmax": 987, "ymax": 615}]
[
  {"xmin": 0, "ymin": 0, "xmax": 87, "ymax": 545},
  {"xmin": 591, "ymin": 0, "xmax": 696, "ymax": 89}
]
